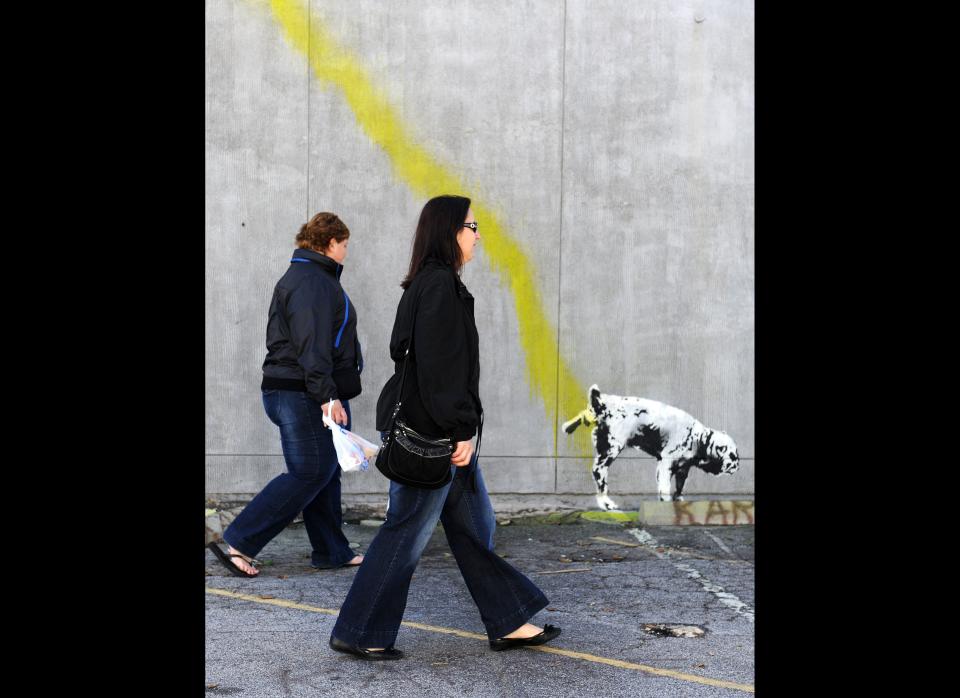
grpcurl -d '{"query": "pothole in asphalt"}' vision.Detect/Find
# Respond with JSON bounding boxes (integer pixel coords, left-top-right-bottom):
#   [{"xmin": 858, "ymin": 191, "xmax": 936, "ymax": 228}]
[{"xmin": 641, "ymin": 623, "xmax": 706, "ymax": 638}]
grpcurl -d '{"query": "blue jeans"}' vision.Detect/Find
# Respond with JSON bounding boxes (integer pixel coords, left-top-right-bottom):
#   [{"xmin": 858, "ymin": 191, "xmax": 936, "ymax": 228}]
[
  {"xmin": 222, "ymin": 389, "xmax": 357, "ymax": 568},
  {"xmin": 331, "ymin": 444, "xmax": 549, "ymax": 648}
]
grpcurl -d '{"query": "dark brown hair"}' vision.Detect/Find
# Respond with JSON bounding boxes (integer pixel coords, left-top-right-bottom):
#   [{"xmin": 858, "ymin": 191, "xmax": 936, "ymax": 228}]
[
  {"xmin": 400, "ymin": 195, "xmax": 471, "ymax": 289},
  {"xmin": 295, "ymin": 212, "xmax": 350, "ymax": 251}
]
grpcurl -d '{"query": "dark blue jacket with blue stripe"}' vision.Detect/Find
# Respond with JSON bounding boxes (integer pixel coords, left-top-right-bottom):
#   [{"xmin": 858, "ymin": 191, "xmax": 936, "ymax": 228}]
[{"xmin": 260, "ymin": 248, "xmax": 362, "ymax": 404}]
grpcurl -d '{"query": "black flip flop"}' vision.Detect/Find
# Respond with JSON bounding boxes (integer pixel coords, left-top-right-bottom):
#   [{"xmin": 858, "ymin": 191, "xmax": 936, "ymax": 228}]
[{"xmin": 207, "ymin": 542, "xmax": 260, "ymax": 578}]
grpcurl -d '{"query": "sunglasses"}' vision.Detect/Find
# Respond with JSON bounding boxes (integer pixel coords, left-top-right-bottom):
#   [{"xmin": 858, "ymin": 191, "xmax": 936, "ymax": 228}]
[{"xmin": 462, "ymin": 222, "xmax": 479, "ymax": 234}]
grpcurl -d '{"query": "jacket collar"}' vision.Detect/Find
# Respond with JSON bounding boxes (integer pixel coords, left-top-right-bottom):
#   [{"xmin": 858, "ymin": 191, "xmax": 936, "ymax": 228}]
[
  {"xmin": 421, "ymin": 257, "xmax": 471, "ymax": 298},
  {"xmin": 291, "ymin": 248, "xmax": 343, "ymax": 279},
  {"xmin": 421, "ymin": 257, "xmax": 452, "ymax": 271}
]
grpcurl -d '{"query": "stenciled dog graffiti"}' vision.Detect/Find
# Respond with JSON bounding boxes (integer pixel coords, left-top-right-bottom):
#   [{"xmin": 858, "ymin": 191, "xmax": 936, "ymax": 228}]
[{"xmin": 564, "ymin": 385, "xmax": 740, "ymax": 510}]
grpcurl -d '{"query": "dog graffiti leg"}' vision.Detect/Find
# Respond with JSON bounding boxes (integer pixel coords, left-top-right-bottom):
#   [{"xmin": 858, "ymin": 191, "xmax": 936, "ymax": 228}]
[
  {"xmin": 672, "ymin": 468, "xmax": 688, "ymax": 501},
  {"xmin": 656, "ymin": 460, "xmax": 674, "ymax": 501},
  {"xmin": 593, "ymin": 456, "xmax": 620, "ymax": 511}
]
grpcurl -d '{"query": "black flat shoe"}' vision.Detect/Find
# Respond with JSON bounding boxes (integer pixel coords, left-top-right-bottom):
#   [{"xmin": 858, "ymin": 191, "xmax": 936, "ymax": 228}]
[
  {"xmin": 489, "ymin": 624, "xmax": 561, "ymax": 651},
  {"xmin": 329, "ymin": 635, "xmax": 403, "ymax": 660}
]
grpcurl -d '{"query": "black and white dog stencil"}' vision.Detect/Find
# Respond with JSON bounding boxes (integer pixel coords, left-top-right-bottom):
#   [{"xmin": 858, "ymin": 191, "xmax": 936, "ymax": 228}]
[{"xmin": 563, "ymin": 384, "xmax": 740, "ymax": 510}]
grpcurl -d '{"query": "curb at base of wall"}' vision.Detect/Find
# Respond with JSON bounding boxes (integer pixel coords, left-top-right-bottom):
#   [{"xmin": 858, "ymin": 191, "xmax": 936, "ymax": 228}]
[{"xmin": 204, "ymin": 498, "xmax": 753, "ymax": 544}]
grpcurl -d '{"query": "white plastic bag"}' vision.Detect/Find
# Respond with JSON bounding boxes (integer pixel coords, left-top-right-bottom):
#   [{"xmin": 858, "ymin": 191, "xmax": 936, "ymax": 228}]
[{"xmin": 322, "ymin": 401, "xmax": 380, "ymax": 472}]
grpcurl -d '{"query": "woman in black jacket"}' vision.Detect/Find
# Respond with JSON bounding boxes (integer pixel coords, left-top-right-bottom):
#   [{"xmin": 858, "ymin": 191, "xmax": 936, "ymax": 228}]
[
  {"xmin": 328, "ymin": 195, "xmax": 560, "ymax": 660},
  {"xmin": 208, "ymin": 212, "xmax": 365, "ymax": 577}
]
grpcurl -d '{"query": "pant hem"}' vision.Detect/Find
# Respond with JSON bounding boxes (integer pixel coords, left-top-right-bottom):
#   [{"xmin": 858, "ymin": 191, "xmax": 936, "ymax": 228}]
[
  {"xmin": 484, "ymin": 593, "xmax": 550, "ymax": 641},
  {"xmin": 311, "ymin": 550, "xmax": 357, "ymax": 569},
  {"xmin": 221, "ymin": 531, "xmax": 260, "ymax": 559},
  {"xmin": 330, "ymin": 621, "xmax": 399, "ymax": 648}
]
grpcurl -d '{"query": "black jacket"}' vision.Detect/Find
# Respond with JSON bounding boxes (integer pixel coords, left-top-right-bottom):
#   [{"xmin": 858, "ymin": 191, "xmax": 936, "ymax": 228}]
[
  {"xmin": 261, "ymin": 248, "xmax": 362, "ymax": 404},
  {"xmin": 376, "ymin": 258, "xmax": 482, "ymax": 441}
]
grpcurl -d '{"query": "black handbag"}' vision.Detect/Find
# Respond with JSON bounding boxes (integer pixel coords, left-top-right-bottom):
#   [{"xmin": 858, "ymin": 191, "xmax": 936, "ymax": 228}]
[{"xmin": 375, "ymin": 291, "xmax": 483, "ymax": 490}]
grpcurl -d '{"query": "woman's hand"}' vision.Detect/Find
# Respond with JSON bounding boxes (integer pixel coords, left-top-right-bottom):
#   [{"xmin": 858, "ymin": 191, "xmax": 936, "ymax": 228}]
[
  {"xmin": 325, "ymin": 399, "xmax": 349, "ymax": 426},
  {"xmin": 451, "ymin": 439, "xmax": 474, "ymax": 467}
]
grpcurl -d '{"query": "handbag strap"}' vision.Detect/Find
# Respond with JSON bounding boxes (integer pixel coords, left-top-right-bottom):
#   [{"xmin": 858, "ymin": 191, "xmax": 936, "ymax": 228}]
[{"xmin": 385, "ymin": 291, "xmax": 419, "ymax": 435}]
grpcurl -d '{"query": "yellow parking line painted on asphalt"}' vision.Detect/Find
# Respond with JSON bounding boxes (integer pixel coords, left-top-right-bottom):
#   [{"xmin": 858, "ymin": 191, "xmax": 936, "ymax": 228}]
[
  {"xmin": 530, "ymin": 645, "xmax": 754, "ymax": 693},
  {"xmin": 206, "ymin": 586, "xmax": 754, "ymax": 693},
  {"xmin": 206, "ymin": 586, "xmax": 341, "ymax": 615}
]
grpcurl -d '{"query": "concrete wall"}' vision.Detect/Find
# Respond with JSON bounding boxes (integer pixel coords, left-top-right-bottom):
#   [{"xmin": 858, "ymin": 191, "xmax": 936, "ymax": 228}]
[{"xmin": 205, "ymin": 0, "xmax": 754, "ymax": 511}]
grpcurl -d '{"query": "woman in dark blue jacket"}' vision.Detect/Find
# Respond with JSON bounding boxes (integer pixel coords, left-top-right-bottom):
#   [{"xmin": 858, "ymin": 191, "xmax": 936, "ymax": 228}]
[
  {"xmin": 328, "ymin": 195, "xmax": 560, "ymax": 660},
  {"xmin": 208, "ymin": 212, "xmax": 364, "ymax": 576}
]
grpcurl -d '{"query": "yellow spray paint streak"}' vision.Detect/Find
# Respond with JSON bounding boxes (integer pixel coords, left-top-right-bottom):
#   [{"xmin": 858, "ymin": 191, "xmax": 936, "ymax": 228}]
[
  {"xmin": 206, "ymin": 587, "xmax": 754, "ymax": 692},
  {"xmin": 264, "ymin": 0, "xmax": 593, "ymax": 457}
]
